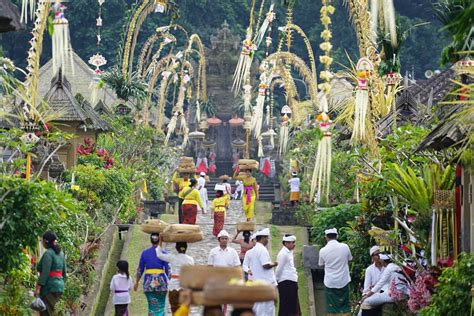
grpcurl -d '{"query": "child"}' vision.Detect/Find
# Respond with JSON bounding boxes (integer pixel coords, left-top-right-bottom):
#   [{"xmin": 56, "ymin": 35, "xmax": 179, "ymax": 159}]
[
  {"xmin": 110, "ymin": 260, "xmax": 133, "ymax": 316},
  {"xmin": 210, "ymin": 189, "xmax": 230, "ymax": 236}
]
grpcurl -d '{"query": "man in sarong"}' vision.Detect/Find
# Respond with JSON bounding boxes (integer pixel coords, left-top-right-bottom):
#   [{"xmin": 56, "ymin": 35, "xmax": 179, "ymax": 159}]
[
  {"xmin": 275, "ymin": 234, "xmax": 300, "ymax": 316},
  {"xmin": 318, "ymin": 228, "xmax": 352, "ymax": 316}
]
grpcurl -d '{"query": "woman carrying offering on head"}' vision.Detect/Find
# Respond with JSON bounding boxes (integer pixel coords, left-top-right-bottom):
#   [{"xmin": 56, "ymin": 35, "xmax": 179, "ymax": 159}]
[
  {"xmin": 234, "ymin": 169, "xmax": 258, "ymax": 221},
  {"xmin": 232, "ymin": 230, "xmax": 254, "ymax": 264},
  {"xmin": 211, "ymin": 189, "xmax": 230, "ymax": 237},
  {"xmin": 178, "ymin": 178, "xmax": 204, "ymax": 225},
  {"xmin": 156, "ymin": 235, "xmax": 195, "ymax": 313}
]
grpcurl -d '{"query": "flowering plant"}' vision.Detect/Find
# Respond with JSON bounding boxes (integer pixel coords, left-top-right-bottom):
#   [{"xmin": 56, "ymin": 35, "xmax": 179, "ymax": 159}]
[{"xmin": 407, "ymin": 271, "xmax": 437, "ymax": 312}]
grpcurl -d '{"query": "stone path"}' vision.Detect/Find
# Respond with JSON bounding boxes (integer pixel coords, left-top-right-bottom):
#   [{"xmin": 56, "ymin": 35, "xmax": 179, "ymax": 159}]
[{"xmin": 160, "ymin": 199, "xmax": 265, "ymax": 315}]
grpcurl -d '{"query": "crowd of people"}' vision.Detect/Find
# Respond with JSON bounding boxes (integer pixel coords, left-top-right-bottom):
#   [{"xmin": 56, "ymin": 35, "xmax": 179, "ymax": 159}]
[{"xmin": 32, "ymin": 170, "xmax": 408, "ymax": 316}]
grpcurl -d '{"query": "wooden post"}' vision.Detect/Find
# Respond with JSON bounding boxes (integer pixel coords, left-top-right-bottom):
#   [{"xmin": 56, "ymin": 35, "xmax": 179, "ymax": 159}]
[
  {"xmin": 245, "ymin": 128, "xmax": 250, "ymax": 159},
  {"xmin": 26, "ymin": 152, "xmax": 32, "ymax": 181}
]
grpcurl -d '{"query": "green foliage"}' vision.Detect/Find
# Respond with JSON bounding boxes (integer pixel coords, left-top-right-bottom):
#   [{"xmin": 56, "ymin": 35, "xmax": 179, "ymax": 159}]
[
  {"xmin": 0, "ymin": 176, "xmax": 87, "ymax": 273},
  {"xmin": 66, "ymin": 164, "xmax": 135, "ymax": 224},
  {"xmin": 309, "ymin": 203, "xmax": 362, "ymax": 246},
  {"xmin": 101, "ymin": 67, "xmax": 147, "ymax": 103},
  {"xmin": 0, "ymin": 268, "xmax": 32, "ymax": 315},
  {"xmin": 433, "ymin": 0, "xmax": 474, "ymax": 65},
  {"xmin": 420, "ymin": 252, "xmax": 474, "ymax": 316},
  {"xmin": 387, "ymin": 163, "xmax": 455, "ymax": 214}
]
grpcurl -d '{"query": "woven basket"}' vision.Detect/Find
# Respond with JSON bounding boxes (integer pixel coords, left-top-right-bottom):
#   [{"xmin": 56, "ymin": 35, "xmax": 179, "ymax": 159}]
[
  {"xmin": 238, "ymin": 159, "xmax": 257, "ymax": 165},
  {"xmin": 203, "ymin": 281, "xmax": 277, "ymax": 304},
  {"xmin": 177, "ymin": 167, "xmax": 195, "ymax": 173},
  {"xmin": 140, "ymin": 219, "xmax": 169, "ymax": 234},
  {"xmin": 238, "ymin": 164, "xmax": 258, "ymax": 171},
  {"xmin": 161, "ymin": 224, "xmax": 203, "ymax": 243},
  {"xmin": 161, "ymin": 231, "xmax": 203, "ymax": 243},
  {"xmin": 180, "ymin": 266, "xmax": 244, "ymax": 290},
  {"xmin": 180, "ymin": 291, "xmax": 222, "ymax": 307},
  {"xmin": 237, "ymin": 222, "xmax": 256, "ymax": 232}
]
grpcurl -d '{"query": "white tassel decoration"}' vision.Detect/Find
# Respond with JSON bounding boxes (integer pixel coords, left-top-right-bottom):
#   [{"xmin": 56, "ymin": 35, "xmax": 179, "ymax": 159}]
[
  {"xmin": 311, "ymin": 129, "xmax": 332, "ymax": 204},
  {"xmin": 165, "ymin": 112, "xmax": 178, "ymax": 144},
  {"xmin": 369, "ymin": 0, "xmax": 379, "ymax": 45},
  {"xmin": 254, "ymin": 4, "xmax": 275, "ymax": 48},
  {"xmin": 251, "ymin": 84, "xmax": 266, "ymax": 139},
  {"xmin": 52, "ymin": 3, "xmax": 74, "ymax": 76},
  {"xmin": 243, "ymin": 83, "xmax": 252, "ymax": 113},
  {"xmin": 232, "ymin": 30, "xmax": 254, "ymax": 95},
  {"xmin": 20, "ymin": 0, "xmax": 36, "ymax": 23},
  {"xmin": 278, "ymin": 115, "xmax": 289, "ymax": 156},
  {"xmin": 196, "ymin": 100, "xmax": 201, "ymax": 123},
  {"xmin": 257, "ymin": 136, "xmax": 264, "ymax": 158},
  {"xmin": 383, "ymin": 0, "xmax": 397, "ymax": 47},
  {"xmin": 352, "ymin": 58, "xmax": 373, "ymax": 144}
]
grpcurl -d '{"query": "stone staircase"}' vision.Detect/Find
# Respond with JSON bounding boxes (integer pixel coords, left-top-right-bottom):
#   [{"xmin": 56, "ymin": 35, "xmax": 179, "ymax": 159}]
[{"xmin": 205, "ymin": 178, "xmax": 275, "ymax": 201}]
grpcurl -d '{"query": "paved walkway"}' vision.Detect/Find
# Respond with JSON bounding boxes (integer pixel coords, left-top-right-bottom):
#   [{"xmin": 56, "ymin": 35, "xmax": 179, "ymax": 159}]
[{"xmin": 160, "ymin": 199, "xmax": 264, "ymax": 315}]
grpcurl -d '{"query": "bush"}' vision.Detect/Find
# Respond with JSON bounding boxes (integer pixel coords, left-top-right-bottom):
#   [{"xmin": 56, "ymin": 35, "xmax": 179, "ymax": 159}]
[
  {"xmin": 309, "ymin": 203, "xmax": 362, "ymax": 246},
  {"xmin": 420, "ymin": 253, "xmax": 473, "ymax": 316}
]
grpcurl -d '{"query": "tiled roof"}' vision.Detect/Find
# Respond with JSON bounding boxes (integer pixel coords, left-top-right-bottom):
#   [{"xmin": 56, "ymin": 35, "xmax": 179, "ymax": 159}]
[
  {"xmin": 43, "ymin": 69, "xmax": 109, "ymax": 131},
  {"xmin": 37, "ymin": 51, "xmax": 117, "ymax": 109},
  {"xmin": 0, "ymin": 0, "xmax": 24, "ymax": 33}
]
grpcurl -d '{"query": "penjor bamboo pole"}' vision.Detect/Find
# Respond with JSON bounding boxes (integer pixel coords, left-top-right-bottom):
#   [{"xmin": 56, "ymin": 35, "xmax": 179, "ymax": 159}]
[
  {"xmin": 245, "ymin": 128, "xmax": 250, "ymax": 159},
  {"xmin": 26, "ymin": 152, "xmax": 32, "ymax": 181}
]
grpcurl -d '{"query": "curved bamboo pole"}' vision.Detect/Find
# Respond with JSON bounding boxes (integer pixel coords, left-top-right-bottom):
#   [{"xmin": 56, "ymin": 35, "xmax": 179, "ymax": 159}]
[
  {"xmin": 285, "ymin": 23, "xmax": 317, "ymax": 86},
  {"xmin": 263, "ymin": 52, "xmax": 318, "ymax": 104},
  {"xmin": 121, "ymin": 0, "xmax": 152, "ymax": 79},
  {"xmin": 25, "ymin": 0, "xmax": 52, "ymax": 114},
  {"xmin": 137, "ymin": 33, "xmax": 160, "ymax": 77},
  {"xmin": 186, "ymin": 34, "xmax": 207, "ymax": 102}
]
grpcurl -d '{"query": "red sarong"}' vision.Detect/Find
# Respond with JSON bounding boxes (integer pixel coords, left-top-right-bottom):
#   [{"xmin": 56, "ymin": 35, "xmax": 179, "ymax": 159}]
[
  {"xmin": 182, "ymin": 204, "xmax": 197, "ymax": 224},
  {"xmin": 213, "ymin": 212, "xmax": 225, "ymax": 236}
]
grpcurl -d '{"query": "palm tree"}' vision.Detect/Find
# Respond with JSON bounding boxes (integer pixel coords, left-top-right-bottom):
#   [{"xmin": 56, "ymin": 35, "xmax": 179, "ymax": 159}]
[{"xmin": 433, "ymin": 0, "xmax": 474, "ymax": 65}]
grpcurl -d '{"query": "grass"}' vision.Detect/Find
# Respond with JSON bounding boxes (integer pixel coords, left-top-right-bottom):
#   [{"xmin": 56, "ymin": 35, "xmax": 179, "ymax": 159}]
[
  {"xmin": 91, "ymin": 231, "xmax": 124, "ymax": 316},
  {"xmin": 123, "ymin": 226, "xmax": 154, "ymax": 315},
  {"xmin": 256, "ymin": 201, "xmax": 272, "ymax": 224},
  {"xmin": 270, "ymin": 225, "xmax": 311, "ymax": 316}
]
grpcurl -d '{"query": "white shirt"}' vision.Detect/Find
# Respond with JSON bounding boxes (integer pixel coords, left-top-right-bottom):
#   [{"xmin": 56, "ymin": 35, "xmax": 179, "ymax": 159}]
[
  {"xmin": 235, "ymin": 180, "xmax": 243, "ymax": 192},
  {"xmin": 318, "ymin": 240, "xmax": 352, "ymax": 288},
  {"xmin": 156, "ymin": 246, "xmax": 194, "ymax": 291},
  {"xmin": 288, "ymin": 177, "xmax": 300, "ymax": 192},
  {"xmin": 363, "ymin": 263, "xmax": 385, "ymax": 293},
  {"xmin": 275, "ymin": 246, "xmax": 298, "ymax": 283},
  {"xmin": 208, "ymin": 246, "xmax": 241, "ymax": 267},
  {"xmin": 110, "ymin": 274, "xmax": 133, "ymax": 305},
  {"xmin": 372, "ymin": 263, "xmax": 406, "ymax": 294},
  {"xmin": 248, "ymin": 242, "xmax": 276, "ymax": 285},
  {"xmin": 224, "ymin": 182, "xmax": 232, "ymax": 195},
  {"xmin": 197, "ymin": 177, "xmax": 206, "ymax": 190}
]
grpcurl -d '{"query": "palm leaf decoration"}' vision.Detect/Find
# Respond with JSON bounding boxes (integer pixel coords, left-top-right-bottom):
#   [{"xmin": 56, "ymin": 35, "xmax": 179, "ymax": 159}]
[
  {"xmin": 388, "ymin": 163, "xmax": 455, "ymax": 214},
  {"xmin": 101, "ymin": 67, "xmax": 148, "ymax": 103}
]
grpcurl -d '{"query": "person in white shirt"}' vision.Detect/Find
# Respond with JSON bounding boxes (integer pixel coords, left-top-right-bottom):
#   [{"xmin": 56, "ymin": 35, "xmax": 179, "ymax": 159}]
[
  {"xmin": 275, "ymin": 234, "xmax": 300, "ymax": 316},
  {"xmin": 248, "ymin": 228, "xmax": 278, "ymax": 316},
  {"xmin": 318, "ymin": 228, "xmax": 352, "ymax": 315},
  {"xmin": 208, "ymin": 230, "xmax": 241, "ymax": 267},
  {"xmin": 242, "ymin": 232, "xmax": 257, "ymax": 280},
  {"xmin": 363, "ymin": 246, "xmax": 385, "ymax": 295},
  {"xmin": 288, "ymin": 172, "xmax": 300, "ymax": 206},
  {"xmin": 233, "ymin": 180, "xmax": 243, "ymax": 200},
  {"xmin": 110, "ymin": 260, "xmax": 133, "ymax": 316},
  {"xmin": 361, "ymin": 254, "xmax": 407, "ymax": 308},
  {"xmin": 156, "ymin": 236, "xmax": 194, "ymax": 314},
  {"xmin": 197, "ymin": 172, "xmax": 208, "ymax": 214}
]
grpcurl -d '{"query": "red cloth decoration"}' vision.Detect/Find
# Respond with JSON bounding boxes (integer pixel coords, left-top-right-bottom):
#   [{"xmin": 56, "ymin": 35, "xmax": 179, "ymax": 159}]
[
  {"xmin": 196, "ymin": 160, "xmax": 208, "ymax": 173},
  {"xmin": 209, "ymin": 163, "xmax": 216, "ymax": 173},
  {"xmin": 261, "ymin": 159, "xmax": 271, "ymax": 177}
]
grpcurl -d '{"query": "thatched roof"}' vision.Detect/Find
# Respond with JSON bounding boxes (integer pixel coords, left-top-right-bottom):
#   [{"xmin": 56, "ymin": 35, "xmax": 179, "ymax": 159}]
[
  {"xmin": 0, "ymin": 0, "xmax": 23, "ymax": 33},
  {"xmin": 37, "ymin": 51, "xmax": 118, "ymax": 109},
  {"xmin": 416, "ymin": 104, "xmax": 468, "ymax": 151},
  {"xmin": 377, "ymin": 68, "xmax": 457, "ymax": 135},
  {"xmin": 43, "ymin": 69, "xmax": 109, "ymax": 131}
]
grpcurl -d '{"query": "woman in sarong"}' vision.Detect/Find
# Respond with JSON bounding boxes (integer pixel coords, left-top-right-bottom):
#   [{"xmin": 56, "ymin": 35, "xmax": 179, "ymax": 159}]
[
  {"xmin": 178, "ymin": 178, "xmax": 203, "ymax": 224},
  {"xmin": 134, "ymin": 233, "xmax": 170, "ymax": 316},
  {"xmin": 210, "ymin": 190, "xmax": 230, "ymax": 236},
  {"xmin": 234, "ymin": 169, "xmax": 258, "ymax": 221}
]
